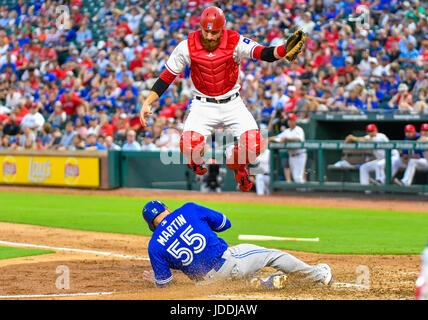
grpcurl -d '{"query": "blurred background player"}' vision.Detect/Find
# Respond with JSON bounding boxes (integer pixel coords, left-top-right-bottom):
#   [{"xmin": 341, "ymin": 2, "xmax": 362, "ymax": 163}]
[
  {"xmin": 393, "ymin": 124, "xmax": 423, "ymax": 186},
  {"xmin": 268, "ymin": 113, "xmax": 306, "ymax": 183},
  {"xmin": 396, "ymin": 123, "xmax": 428, "ymax": 186},
  {"xmin": 253, "ymin": 148, "xmax": 271, "ymax": 196},
  {"xmin": 344, "ymin": 124, "xmax": 398, "ymax": 186}
]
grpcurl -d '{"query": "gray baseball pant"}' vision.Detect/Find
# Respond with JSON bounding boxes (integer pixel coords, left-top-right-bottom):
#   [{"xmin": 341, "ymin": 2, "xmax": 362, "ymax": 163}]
[{"xmin": 202, "ymin": 244, "xmax": 326, "ymax": 283}]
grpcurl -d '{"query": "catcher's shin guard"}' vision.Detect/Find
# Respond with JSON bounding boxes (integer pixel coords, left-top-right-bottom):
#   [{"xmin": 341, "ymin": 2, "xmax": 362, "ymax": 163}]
[
  {"xmin": 180, "ymin": 131, "xmax": 207, "ymax": 175},
  {"xmin": 226, "ymin": 129, "xmax": 266, "ymax": 171},
  {"xmin": 226, "ymin": 129, "xmax": 265, "ymax": 192}
]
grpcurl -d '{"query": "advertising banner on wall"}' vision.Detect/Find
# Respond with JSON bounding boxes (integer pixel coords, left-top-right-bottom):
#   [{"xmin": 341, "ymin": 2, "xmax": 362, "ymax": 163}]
[{"xmin": 0, "ymin": 155, "xmax": 99, "ymax": 187}]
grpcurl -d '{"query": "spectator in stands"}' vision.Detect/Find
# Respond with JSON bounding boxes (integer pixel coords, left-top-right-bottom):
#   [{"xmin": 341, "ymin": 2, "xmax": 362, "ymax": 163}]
[
  {"xmin": 8, "ymin": 136, "xmax": 19, "ymax": 150},
  {"xmin": 112, "ymin": 111, "xmax": 129, "ymax": 141},
  {"xmin": 3, "ymin": 112, "xmax": 19, "ymax": 136},
  {"xmin": 48, "ymin": 127, "xmax": 63, "ymax": 150},
  {"xmin": 69, "ymin": 134, "xmax": 85, "ymax": 151},
  {"xmin": 39, "ymin": 122, "xmax": 53, "ymax": 147},
  {"xmin": 18, "ymin": 125, "xmax": 36, "ymax": 148},
  {"xmin": 281, "ymin": 85, "xmax": 299, "ymax": 113},
  {"xmin": 87, "ymin": 115, "xmax": 100, "ymax": 137},
  {"xmin": 59, "ymin": 121, "xmax": 76, "ymax": 150},
  {"xmin": 414, "ymin": 88, "xmax": 428, "ymax": 114},
  {"xmin": 0, "ymin": 0, "xmax": 425, "ymax": 154},
  {"xmin": 105, "ymin": 135, "xmax": 121, "ymax": 151},
  {"xmin": 0, "ymin": 135, "xmax": 5, "ymax": 150},
  {"xmin": 20, "ymin": 103, "xmax": 45, "ymax": 132},
  {"xmin": 122, "ymin": 129, "xmax": 141, "ymax": 151},
  {"xmin": 388, "ymin": 83, "xmax": 413, "ymax": 112},
  {"xmin": 343, "ymin": 88, "xmax": 364, "ymax": 113},
  {"xmin": 85, "ymin": 133, "xmax": 106, "ymax": 151},
  {"xmin": 141, "ymin": 132, "xmax": 159, "ymax": 152},
  {"xmin": 48, "ymin": 102, "xmax": 67, "ymax": 129}
]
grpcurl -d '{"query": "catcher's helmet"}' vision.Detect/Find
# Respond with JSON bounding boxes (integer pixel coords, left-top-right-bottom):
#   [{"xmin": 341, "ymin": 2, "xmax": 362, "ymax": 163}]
[
  {"xmin": 142, "ymin": 200, "xmax": 167, "ymax": 232},
  {"xmin": 200, "ymin": 6, "xmax": 225, "ymax": 31}
]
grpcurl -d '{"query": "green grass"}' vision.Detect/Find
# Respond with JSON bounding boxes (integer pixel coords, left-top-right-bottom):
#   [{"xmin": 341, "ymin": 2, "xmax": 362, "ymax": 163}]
[
  {"xmin": 0, "ymin": 192, "xmax": 427, "ymax": 255},
  {"xmin": 0, "ymin": 245, "xmax": 54, "ymax": 260}
]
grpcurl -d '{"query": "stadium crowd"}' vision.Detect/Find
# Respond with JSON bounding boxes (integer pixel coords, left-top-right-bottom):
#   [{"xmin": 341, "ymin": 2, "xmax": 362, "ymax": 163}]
[{"xmin": 0, "ymin": 0, "xmax": 427, "ymax": 152}]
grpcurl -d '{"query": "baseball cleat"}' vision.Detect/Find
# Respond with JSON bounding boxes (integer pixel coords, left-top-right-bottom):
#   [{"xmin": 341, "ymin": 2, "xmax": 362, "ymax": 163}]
[
  {"xmin": 234, "ymin": 168, "xmax": 253, "ymax": 192},
  {"xmin": 393, "ymin": 178, "xmax": 404, "ymax": 186},
  {"xmin": 249, "ymin": 273, "xmax": 288, "ymax": 289},
  {"xmin": 317, "ymin": 263, "xmax": 333, "ymax": 286},
  {"xmin": 188, "ymin": 162, "xmax": 207, "ymax": 175},
  {"xmin": 369, "ymin": 178, "xmax": 382, "ymax": 185}
]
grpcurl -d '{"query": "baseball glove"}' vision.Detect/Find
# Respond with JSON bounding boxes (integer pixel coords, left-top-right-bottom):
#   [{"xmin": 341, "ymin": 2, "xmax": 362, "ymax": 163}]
[{"xmin": 285, "ymin": 30, "xmax": 306, "ymax": 62}]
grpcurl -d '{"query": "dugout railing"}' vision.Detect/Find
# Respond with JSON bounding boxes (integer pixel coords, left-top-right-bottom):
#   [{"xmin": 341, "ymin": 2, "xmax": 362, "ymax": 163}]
[{"xmin": 269, "ymin": 140, "xmax": 428, "ymax": 194}]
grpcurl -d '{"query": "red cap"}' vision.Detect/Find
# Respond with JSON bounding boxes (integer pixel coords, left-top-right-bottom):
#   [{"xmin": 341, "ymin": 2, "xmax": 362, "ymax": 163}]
[
  {"xmin": 200, "ymin": 7, "xmax": 225, "ymax": 31},
  {"xmin": 404, "ymin": 124, "xmax": 416, "ymax": 133},
  {"xmin": 287, "ymin": 113, "xmax": 297, "ymax": 121},
  {"xmin": 421, "ymin": 123, "xmax": 428, "ymax": 131},
  {"xmin": 366, "ymin": 124, "xmax": 377, "ymax": 132}
]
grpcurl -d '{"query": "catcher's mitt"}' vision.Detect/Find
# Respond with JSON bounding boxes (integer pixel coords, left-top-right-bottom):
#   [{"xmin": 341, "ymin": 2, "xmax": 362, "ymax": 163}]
[{"xmin": 285, "ymin": 30, "xmax": 306, "ymax": 61}]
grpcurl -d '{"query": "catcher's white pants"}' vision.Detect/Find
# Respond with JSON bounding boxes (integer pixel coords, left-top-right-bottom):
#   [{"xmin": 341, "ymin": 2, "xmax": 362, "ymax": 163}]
[
  {"xmin": 183, "ymin": 96, "xmax": 259, "ymax": 139},
  {"xmin": 401, "ymin": 158, "xmax": 428, "ymax": 186},
  {"xmin": 202, "ymin": 244, "xmax": 326, "ymax": 283},
  {"xmin": 255, "ymin": 174, "xmax": 270, "ymax": 195},
  {"xmin": 289, "ymin": 152, "xmax": 307, "ymax": 183}
]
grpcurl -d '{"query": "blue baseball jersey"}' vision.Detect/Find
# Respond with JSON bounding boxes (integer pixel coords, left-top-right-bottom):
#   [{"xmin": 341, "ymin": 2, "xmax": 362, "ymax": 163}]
[
  {"xmin": 147, "ymin": 202, "xmax": 231, "ymax": 287},
  {"xmin": 402, "ymin": 134, "xmax": 424, "ymax": 158}
]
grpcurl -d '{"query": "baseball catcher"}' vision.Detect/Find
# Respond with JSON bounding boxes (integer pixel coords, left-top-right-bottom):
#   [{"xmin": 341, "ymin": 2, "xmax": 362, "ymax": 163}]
[{"xmin": 140, "ymin": 6, "xmax": 306, "ymax": 192}]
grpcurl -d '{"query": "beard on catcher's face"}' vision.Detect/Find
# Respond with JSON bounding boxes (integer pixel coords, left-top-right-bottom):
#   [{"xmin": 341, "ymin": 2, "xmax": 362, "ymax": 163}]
[{"xmin": 201, "ymin": 32, "xmax": 222, "ymax": 52}]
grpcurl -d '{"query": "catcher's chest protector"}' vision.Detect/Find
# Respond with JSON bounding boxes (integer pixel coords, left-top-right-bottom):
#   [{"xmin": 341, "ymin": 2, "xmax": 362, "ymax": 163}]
[{"xmin": 188, "ymin": 29, "xmax": 240, "ymax": 97}]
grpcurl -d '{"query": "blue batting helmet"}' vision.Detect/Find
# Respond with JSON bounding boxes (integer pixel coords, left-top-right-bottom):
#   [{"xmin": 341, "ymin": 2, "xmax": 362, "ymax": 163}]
[{"xmin": 142, "ymin": 200, "xmax": 168, "ymax": 232}]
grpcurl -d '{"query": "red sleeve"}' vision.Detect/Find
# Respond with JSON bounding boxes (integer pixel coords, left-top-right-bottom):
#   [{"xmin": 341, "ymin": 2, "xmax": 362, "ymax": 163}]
[
  {"xmin": 252, "ymin": 45, "xmax": 265, "ymax": 60},
  {"xmin": 72, "ymin": 94, "xmax": 83, "ymax": 106},
  {"xmin": 159, "ymin": 69, "xmax": 178, "ymax": 85}
]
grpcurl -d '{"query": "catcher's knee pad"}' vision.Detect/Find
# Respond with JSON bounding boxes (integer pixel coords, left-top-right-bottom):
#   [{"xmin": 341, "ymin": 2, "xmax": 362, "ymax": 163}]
[
  {"xmin": 226, "ymin": 129, "xmax": 265, "ymax": 171},
  {"xmin": 180, "ymin": 131, "xmax": 206, "ymax": 166}
]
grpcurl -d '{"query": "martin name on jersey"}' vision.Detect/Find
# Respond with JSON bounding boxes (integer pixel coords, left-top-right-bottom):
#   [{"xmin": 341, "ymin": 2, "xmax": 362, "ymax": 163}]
[{"xmin": 148, "ymin": 203, "xmax": 231, "ymax": 287}]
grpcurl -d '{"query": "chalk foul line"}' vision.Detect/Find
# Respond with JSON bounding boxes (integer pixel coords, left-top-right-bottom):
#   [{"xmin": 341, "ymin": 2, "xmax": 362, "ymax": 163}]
[
  {"xmin": 0, "ymin": 240, "xmax": 150, "ymax": 261},
  {"xmin": 0, "ymin": 292, "xmax": 115, "ymax": 299}
]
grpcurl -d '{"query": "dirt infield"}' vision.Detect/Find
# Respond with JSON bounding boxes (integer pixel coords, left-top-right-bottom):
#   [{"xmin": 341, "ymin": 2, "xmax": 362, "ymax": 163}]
[{"xmin": 0, "ymin": 186, "xmax": 423, "ymax": 300}]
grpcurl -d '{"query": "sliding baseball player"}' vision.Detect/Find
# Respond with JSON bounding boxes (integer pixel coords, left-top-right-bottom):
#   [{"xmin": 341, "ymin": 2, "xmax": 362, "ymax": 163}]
[{"xmin": 141, "ymin": 200, "xmax": 333, "ymax": 289}]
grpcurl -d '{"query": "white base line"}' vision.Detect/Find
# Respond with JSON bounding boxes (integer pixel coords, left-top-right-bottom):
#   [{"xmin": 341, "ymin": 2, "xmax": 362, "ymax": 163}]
[
  {"xmin": 332, "ymin": 282, "xmax": 366, "ymax": 288},
  {"xmin": 0, "ymin": 240, "xmax": 150, "ymax": 261},
  {"xmin": 0, "ymin": 292, "xmax": 115, "ymax": 299},
  {"xmin": 208, "ymin": 294, "xmax": 282, "ymax": 299}
]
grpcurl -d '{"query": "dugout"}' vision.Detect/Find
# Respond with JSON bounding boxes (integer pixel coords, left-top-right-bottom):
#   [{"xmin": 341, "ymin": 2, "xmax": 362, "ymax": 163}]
[{"xmin": 287, "ymin": 114, "xmax": 428, "ymax": 185}]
